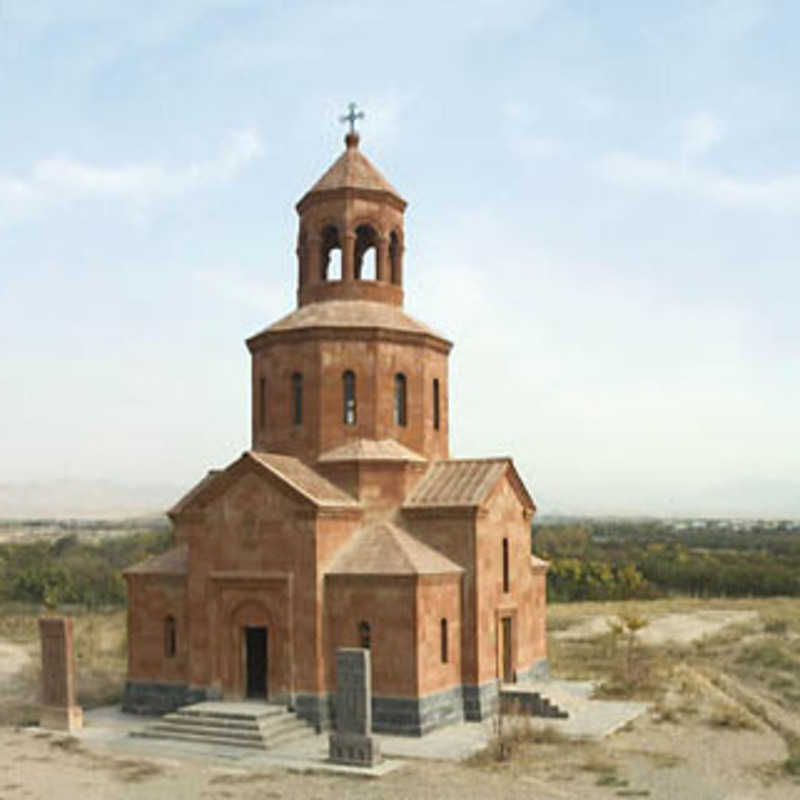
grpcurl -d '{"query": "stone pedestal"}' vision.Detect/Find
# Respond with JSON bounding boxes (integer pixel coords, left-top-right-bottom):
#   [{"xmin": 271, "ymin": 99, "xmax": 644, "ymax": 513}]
[
  {"xmin": 39, "ymin": 617, "xmax": 83, "ymax": 733},
  {"xmin": 328, "ymin": 730, "xmax": 380, "ymax": 766},
  {"xmin": 328, "ymin": 648, "xmax": 381, "ymax": 766}
]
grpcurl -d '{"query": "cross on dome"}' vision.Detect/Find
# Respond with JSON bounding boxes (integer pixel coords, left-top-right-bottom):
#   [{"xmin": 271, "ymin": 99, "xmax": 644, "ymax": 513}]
[{"xmin": 340, "ymin": 102, "xmax": 365, "ymax": 134}]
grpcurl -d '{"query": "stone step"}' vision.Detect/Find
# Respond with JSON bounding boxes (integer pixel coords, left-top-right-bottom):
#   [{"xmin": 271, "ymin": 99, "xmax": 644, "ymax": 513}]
[
  {"xmin": 149, "ymin": 722, "xmax": 265, "ymax": 743},
  {"xmin": 262, "ymin": 723, "xmax": 316, "ymax": 749},
  {"xmin": 500, "ymin": 685, "xmax": 570, "ymax": 719},
  {"xmin": 261, "ymin": 719, "xmax": 312, "ymax": 745},
  {"xmin": 177, "ymin": 704, "xmax": 285, "ymax": 722},
  {"xmin": 131, "ymin": 702, "xmax": 317, "ymax": 752},
  {"xmin": 162, "ymin": 712, "xmax": 261, "ymax": 732},
  {"xmin": 133, "ymin": 728, "xmax": 269, "ymax": 750}
]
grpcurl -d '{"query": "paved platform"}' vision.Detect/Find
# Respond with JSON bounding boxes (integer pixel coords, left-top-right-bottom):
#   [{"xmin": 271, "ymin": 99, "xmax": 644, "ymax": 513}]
[
  {"xmin": 37, "ymin": 682, "xmax": 648, "ymax": 774},
  {"xmin": 505, "ymin": 681, "xmax": 648, "ymax": 739}
]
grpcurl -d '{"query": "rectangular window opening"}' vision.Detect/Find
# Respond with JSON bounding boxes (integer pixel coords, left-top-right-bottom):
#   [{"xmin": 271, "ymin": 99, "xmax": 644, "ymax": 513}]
[
  {"xmin": 259, "ymin": 377, "xmax": 266, "ymax": 431},
  {"xmin": 292, "ymin": 373, "xmax": 303, "ymax": 425},
  {"xmin": 502, "ymin": 538, "xmax": 510, "ymax": 593},
  {"xmin": 440, "ymin": 618, "xmax": 448, "ymax": 663}
]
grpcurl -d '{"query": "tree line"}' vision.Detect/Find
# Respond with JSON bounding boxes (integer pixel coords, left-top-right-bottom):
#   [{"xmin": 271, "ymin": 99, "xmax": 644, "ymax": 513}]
[
  {"xmin": 0, "ymin": 528, "xmax": 172, "ymax": 608},
  {"xmin": 532, "ymin": 520, "xmax": 800, "ymax": 602}
]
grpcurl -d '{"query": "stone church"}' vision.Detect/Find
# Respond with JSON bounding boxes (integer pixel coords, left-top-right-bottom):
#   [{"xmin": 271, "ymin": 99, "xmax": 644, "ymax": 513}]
[{"xmin": 122, "ymin": 124, "xmax": 548, "ymax": 735}]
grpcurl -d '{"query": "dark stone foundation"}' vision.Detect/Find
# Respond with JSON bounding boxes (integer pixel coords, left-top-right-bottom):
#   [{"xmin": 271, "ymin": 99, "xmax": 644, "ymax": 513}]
[
  {"xmin": 125, "ymin": 663, "xmax": 549, "ymax": 733},
  {"xmin": 121, "ymin": 681, "xmax": 219, "ymax": 716}
]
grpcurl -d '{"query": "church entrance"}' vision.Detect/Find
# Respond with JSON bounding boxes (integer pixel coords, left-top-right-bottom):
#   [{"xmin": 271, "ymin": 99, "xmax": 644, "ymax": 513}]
[
  {"xmin": 244, "ymin": 626, "xmax": 268, "ymax": 699},
  {"xmin": 501, "ymin": 616, "xmax": 514, "ymax": 683}
]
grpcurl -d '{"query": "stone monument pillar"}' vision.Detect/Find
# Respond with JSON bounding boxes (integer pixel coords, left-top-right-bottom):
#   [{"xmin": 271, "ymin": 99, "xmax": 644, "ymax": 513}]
[
  {"xmin": 38, "ymin": 617, "xmax": 83, "ymax": 732},
  {"xmin": 328, "ymin": 648, "xmax": 381, "ymax": 766}
]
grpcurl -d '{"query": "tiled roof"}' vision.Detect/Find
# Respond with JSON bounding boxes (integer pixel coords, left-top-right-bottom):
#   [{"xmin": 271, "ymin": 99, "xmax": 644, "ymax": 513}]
[
  {"xmin": 404, "ymin": 458, "xmax": 535, "ymax": 511},
  {"xmin": 404, "ymin": 459, "xmax": 508, "ymax": 508},
  {"xmin": 305, "ymin": 145, "xmax": 401, "ymax": 198},
  {"xmin": 259, "ymin": 300, "xmax": 449, "ymax": 343},
  {"xmin": 318, "ymin": 438, "xmax": 426, "ymax": 463},
  {"xmin": 248, "ymin": 452, "xmax": 358, "ymax": 507},
  {"xmin": 169, "ymin": 453, "xmax": 358, "ymax": 515},
  {"xmin": 327, "ymin": 521, "xmax": 463, "ymax": 576},
  {"xmin": 124, "ymin": 544, "xmax": 188, "ymax": 576}
]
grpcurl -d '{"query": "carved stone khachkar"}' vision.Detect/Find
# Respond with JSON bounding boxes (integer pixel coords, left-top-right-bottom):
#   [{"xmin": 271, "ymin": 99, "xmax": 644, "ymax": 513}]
[
  {"xmin": 329, "ymin": 648, "xmax": 381, "ymax": 766},
  {"xmin": 39, "ymin": 617, "xmax": 83, "ymax": 732}
]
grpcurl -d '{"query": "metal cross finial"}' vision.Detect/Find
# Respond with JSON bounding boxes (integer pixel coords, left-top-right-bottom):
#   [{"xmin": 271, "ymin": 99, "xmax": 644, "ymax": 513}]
[{"xmin": 340, "ymin": 102, "xmax": 365, "ymax": 134}]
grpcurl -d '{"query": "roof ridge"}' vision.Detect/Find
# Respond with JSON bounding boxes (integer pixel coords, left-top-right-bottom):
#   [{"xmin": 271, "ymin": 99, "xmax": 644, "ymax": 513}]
[
  {"xmin": 434, "ymin": 456, "xmax": 511, "ymax": 464},
  {"xmin": 247, "ymin": 451, "xmax": 357, "ymax": 507}
]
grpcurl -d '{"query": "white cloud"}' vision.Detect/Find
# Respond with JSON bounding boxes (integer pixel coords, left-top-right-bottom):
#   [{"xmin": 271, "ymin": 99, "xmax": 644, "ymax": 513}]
[
  {"xmin": 597, "ymin": 151, "xmax": 800, "ymax": 214},
  {"xmin": 0, "ymin": 129, "xmax": 263, "ymax": 226},
  {"xmin": 680, "ymin": 111, "xmax": 725, "ymax": 159}
]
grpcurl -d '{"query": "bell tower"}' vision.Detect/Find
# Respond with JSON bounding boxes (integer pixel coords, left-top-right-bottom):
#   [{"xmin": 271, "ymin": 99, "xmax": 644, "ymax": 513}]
[
  {"xmin": 295, "ymin": 127, "xmax": 406, "ymax": 308},
  {"xmin": 246, "ymin": 109, "xmax": 452, "ymax": 474}
]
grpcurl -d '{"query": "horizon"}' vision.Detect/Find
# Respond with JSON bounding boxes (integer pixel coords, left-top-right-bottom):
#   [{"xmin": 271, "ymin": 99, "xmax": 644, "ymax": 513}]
[{"xmin": 2, "ymin": 2, "xmax": 798, "ymax": 518}]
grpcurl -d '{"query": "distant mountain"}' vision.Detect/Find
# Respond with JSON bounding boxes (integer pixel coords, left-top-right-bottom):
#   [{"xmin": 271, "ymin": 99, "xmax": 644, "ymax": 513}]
[
  {"xmin": 536, "ymin": 477, "xmax": 800, "ymax": 521},
  {"xmin": 0, "ymin": 479, "xmax": 182, "ymax": 520}
]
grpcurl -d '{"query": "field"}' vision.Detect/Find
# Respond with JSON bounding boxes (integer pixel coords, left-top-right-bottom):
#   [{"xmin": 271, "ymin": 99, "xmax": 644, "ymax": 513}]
[
  {"xmin": 2, "ymin": 596, "xmax": 800, "ymax": 799},
  {"xmin": 1, "ymin": 520, "xmax": 800, "ymax": 797}
]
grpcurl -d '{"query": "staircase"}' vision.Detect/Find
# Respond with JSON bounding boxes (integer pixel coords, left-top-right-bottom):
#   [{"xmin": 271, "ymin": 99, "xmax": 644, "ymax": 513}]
[
  {"xmin": 500, "ymin": 683, "xmax": 570, "ymax": 718},
  {"xmin": 132, "ymin": 701, "xmax": 316, "ymax": 751}
]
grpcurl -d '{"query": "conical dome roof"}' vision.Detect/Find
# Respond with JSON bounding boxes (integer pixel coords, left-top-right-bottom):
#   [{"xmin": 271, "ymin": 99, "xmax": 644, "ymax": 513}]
[{"xmin": 297, "ymin": 133, "xmax": 404, "ymax": 207}]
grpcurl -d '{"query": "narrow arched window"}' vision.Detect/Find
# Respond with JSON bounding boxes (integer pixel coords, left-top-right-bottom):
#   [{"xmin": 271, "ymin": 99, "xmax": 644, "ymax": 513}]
[
  {"xmin": 433, "ymin": 378, "xmax": 440, "ymax": 431},
  {"xmin": 354, "ymin": 224, "xmax": 378, "ymax": 280},
  {"xmin": 164, "ymin": 616, "xmax": 176, "ymax": 658},
  {"xmin": 343, "ymin": 370, "xmax": 356, "ymax": 425},
  {"xmin": 502, "ymin": 538, "xmax": 510, "ymax": 593},
  {"xmin": 320, "ymin": 225, "xmax": 342, "ymax": 281},
  {"xmin": 359, "ymin": 620, "xmax": 371, "ymax": 650},
  {"xmin": 394, "ymin": 373, "xmax": 407, "ymax": 427},
  {"xmin": 440, "ymin": 618, "xmax": 448, "ymax": 663},
  {"xmin": 259, "ymin": 377, "xmax": 266, "ymax": 431},
  {"xmin": 292, "ymin": 372, "xmax": 303, "ymax": 425}
]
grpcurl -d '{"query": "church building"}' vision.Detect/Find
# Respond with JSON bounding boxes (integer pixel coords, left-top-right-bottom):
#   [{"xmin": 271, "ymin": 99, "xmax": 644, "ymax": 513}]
[{"xmin": 122, "ymin": 119, "xmax": 548, "ymax": 735}]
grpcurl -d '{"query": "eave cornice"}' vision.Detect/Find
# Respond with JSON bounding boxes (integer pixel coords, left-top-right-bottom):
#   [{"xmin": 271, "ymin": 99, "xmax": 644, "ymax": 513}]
[{"xmin": 246, "ymin": 323, "xmax": 453, "ymax": 355}]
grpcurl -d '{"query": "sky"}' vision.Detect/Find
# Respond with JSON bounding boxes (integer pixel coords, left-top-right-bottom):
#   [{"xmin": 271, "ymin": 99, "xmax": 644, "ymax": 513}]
[{"xmin": 1, "ymin": 0, "xmax": 798, "ymax": 518}]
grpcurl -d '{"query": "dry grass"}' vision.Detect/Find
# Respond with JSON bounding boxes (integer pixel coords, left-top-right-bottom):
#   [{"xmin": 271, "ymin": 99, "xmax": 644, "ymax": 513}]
[
  {"xmin": 113, "ymin": 758, "xmax": 166, "ymax": 783},
  {"xmin": 0, "ymin": 605, "xmax": 127, "ymax": 726},
  {"xmin": 550, "ymin": 597, "xmax": 800, "ymax": 705},
  {"xmin": 467, "ymin": 703, "xmax": 571, "ymax": 767},
  {"xmin": 707, "ymin": 702, "xmax": 758, "ymax": 730},
  {"xmin": 208, "ymin": 772, "xmax": 279, "ymax": 785}
]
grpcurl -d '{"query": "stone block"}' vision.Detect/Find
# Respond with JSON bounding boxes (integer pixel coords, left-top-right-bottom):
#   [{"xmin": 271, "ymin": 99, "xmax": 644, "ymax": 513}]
[
  {"xmin": 334, "ymin": 648, "xmax": 371, "ymax": 735},
  {"xmin": 38, "ymin": 617, "xmax": 82, "ymax": 733}
]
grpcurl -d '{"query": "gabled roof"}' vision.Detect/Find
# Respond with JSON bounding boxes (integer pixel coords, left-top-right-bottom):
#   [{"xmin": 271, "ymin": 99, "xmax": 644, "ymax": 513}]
[
  {"xmin": 304, "ymin": 143, "xmax": 402, "ymax": 199},
  {"xmin": 124, "ymin": 544, "xmax": 188, "ymax": 576},
  {"xmin": 248, "ymin": 452, "xmax": 358, "ymax": 507},
  {"xmin": 327, "ymin": 521, "xmax": 463, "ymax": 577},
  {"xmin": 169, "ymin": 469, "xmax": 222, "ymax": 517},
  {"xmin": 168, "ymin": 451, "xmax": 357, "ymax": 517},
  {"xmin": 318, "ymin": 438, "xmax": 426, "ymax": 463},
  {"xmin": 404, "ymin": 458, "xmax": 535, "ymax": 512}
]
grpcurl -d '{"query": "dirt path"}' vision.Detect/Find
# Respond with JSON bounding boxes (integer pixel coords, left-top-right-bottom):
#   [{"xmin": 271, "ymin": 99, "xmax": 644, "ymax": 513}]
[
  {"xmin": 554, "ymin": 609, "xmax": 758, "ymax": 645},
  {"xmin": 0, "ymin": 641, "xmax": 30, "ymax": 681}
]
